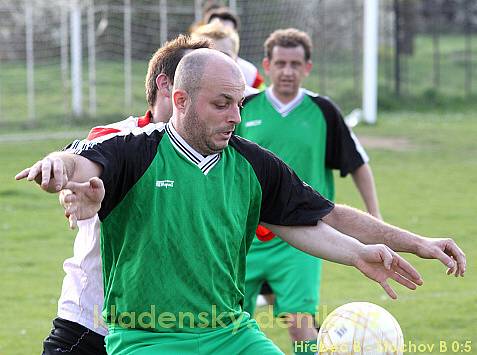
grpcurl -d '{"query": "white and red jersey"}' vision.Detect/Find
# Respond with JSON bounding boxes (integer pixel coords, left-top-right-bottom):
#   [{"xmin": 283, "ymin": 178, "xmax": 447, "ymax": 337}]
[
  {"xmin": 57, "ymin": 111, "xmax": 153, "ymax": 335},
  {"xmin": 87, "ymin": 111, "xmax": 153, "ymax": 140},
  {"xmin": 237, "ymin": 57, "xmax": 265, "ymax": 89}
]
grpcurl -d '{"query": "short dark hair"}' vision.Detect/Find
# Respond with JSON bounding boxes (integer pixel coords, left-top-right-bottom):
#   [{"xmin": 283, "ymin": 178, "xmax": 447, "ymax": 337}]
[
  {"xmin": 264, "ymin": 28, "xmax": 313, "ymax": 61},
  {"xmin": 145, "ymin": 34, "xmax": 211, "ymax": 108},
  {"xmin": 204, "ymin": 6, "xmax": 240, "ymax": 30}
]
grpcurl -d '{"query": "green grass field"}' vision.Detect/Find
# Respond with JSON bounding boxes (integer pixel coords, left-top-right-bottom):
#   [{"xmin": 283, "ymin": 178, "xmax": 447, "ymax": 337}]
[
  {"xmin": 1, "ymin": 109, "xmax": 475, "ymax": 354},
  {"xmin": 1, "ymin": 34, "xmax": 476, "ymax": 129}
]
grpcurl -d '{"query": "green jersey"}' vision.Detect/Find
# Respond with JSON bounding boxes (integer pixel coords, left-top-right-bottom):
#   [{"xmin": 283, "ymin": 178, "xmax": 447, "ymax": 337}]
[
  {"xmin": 237, "ymin": 89, "xmax": 368, "ymax": 253},
  {"xmin": 236, "ymin": 88, "xmax": 368, "ymax": 201},
  {"xmin": 69, "ymin": 122, "xmax": 333, "ymax": 333}
]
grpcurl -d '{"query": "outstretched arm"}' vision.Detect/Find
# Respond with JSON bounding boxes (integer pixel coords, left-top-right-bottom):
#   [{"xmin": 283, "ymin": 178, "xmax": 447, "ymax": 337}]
[
  {"xmin": 15, "ymin": 152, "xmax": 102, "ymax": 192},
  {"xmin": 15, "ymin": 152, "xmax": 104, "ymax": 223},
  {"xmin": 265, "ymin": 221, "xmax": 423, "ymax": 300},
  {"xmin": 351, "ymin": 163, "xmax": 382, "ymax": 219},
  {"xmin": 322, "ymin": 204, "xmax": 466, "ymax": 277}
]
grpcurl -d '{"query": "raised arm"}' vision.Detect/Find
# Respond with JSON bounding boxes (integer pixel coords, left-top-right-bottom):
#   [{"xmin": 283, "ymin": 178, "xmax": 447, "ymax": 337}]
[
  {"xmin": 322, "ymin": 204, "xmax": 466, "ymax": 277},
  {"xmin": 264, "ymin": 221, "xmax": 423, "ymax": 299}
]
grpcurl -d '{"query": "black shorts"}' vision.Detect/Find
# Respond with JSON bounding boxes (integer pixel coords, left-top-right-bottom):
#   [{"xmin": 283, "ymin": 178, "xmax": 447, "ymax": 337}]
[
  {"xmin": 259, "ymin": 281, "xmax": 273, "ymax": 295},
  {"xmin": 42, "ymin": 317, "xmax": 106, "ymax": 355}
]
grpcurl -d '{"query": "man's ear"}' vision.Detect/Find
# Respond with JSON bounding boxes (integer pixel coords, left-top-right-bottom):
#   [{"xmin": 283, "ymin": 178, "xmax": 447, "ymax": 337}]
[
  {"xmin": 304, "ymin": 60, "xmax": 313, "ymax": 77},
  {"xmin": 172, "ymin": 89, "xmax": 188, "ymax": 113},
  {"xmin": 262, "ymin": 57, "xmax": 270, "ymax": 75},
  {"xmin": 156, "ymin": 73, "xmax": 172, "ymax": 98}
]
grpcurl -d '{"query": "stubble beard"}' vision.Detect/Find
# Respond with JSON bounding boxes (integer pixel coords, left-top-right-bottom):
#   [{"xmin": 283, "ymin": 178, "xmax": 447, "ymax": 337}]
[{"xmin": 183, "ymin": 104, "xmax": 222, "ymax": 156}]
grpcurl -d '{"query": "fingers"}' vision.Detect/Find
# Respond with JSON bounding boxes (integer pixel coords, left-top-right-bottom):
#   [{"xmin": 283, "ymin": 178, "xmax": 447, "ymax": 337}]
[
  {"xmin": 379, "ymin": 245, "xmax": 394, "ymax": 270},
  {"xmin": 64, "ymin": 178, "xmax": 105, "ymax": 203},
  {"xmin": 68, "ymin": 214, "xmax": 78, "ymax": 229},
  {"xmin": 89, "ymin": 177, "xmax": 104, "ymax": 190},
  {"xmin": 59, "ymin": 189, "xmax": 73, "ymax": 207},
  {"xmin": 16, "ymin": 157, "xmax": 67, "ymax": 192},
  {"xmin": 15, "ymin": 167, "xmax": 31, "ymax": 180},
  {"xmin": 40, "ymin": 158, "xmax": 53, "ymax": 189},
  {"xmin": 52, "ymin": 157, "xmax": 66, "ymax": 191},
  {"xmin": 393, "ymin": 254, "xmax": 423, "ymax": 285},
  {"xmin": 26, "ymin": 160, "xmax": 43, "ymax": 181},
  {"xmin": 64, "ymin": 180, "xmax": 92, "ymax": 194},
  {"xmin": 389, "ymin": 271, "xmax": 417, "ymax": 290},
  {"xmin": 446, "ymin": 242, "xmax": 466, "ymax": 277},
  {"xmin": 379, "ymin": 280, "xmax": 397, "ymax": 300},
  {"xmin": 436, "ymin": 239, "xmax": 466, "ymax": 277},
  {"xmin": 60, "ymin": 188, "xmax": 78, "ymax": 229}
]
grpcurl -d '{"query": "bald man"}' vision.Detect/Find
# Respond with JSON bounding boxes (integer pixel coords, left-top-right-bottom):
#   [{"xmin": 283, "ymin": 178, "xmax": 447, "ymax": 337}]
[{"xmin": 17, "ymin": 49, "xmax": 465, "ymax": 355}]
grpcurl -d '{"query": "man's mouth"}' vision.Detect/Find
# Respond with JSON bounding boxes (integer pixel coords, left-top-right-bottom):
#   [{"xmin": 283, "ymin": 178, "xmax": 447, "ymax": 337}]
[{"xmin": 217, "ymin": 129, "xmax": 234, "ymax": 139}]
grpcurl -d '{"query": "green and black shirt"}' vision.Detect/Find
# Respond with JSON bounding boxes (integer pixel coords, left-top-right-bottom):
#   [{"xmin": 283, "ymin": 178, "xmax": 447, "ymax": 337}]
[
  {"xmin": 237, "ymin": 88, "xmax": 369, "ymax": 201},
  {"xmin": 68, "ymin": 122, "xmax": 333, "ymax": 333}
]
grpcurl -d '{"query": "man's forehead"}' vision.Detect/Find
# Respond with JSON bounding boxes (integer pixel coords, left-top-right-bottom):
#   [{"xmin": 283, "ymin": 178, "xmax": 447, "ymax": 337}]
[
  {"xmin": 271, "ymin": 45, "xmax": 306, "ymax": 61},
  {"xmin": 203, "ymin": 80, "xmax": 245, "ymax": 100},
  {"xmin": 203, "ymin": 62, "xmax": 244, "ymax": 89}
]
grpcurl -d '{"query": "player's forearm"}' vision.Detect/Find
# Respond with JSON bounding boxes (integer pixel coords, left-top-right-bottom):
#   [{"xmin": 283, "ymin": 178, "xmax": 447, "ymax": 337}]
[
  {"xmin": 322, "ymin": 204, "xmax": 424, "ymax": 253},
  {"xmin": 48, "ymin": 152, "xmax": 101, "ymax": 182},
  {"xmin": 264, "ymin": 221, "xmax": 365, "ymax": 267},
  {"xmin": 351, "ymin": 164, "xmax": 381, "ymax": 219},
  {"xmin": 29, "ymin": 152, "xmax": 101, "ymax": 193}
]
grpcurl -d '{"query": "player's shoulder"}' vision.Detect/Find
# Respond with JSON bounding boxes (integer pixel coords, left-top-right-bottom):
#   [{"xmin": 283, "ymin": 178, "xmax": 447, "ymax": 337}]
[
  {"xmin": 244, "ymin": 85, "xmax": 260, "ymax": 98},
  {"xmin": 303, "ymin": 89, "xmax": 332, "ymax": 105},
  {"xmin": 237, "ymin": 57, "xmax": 258, "ymax": 74},
  {"xmin": 242, "ymin": 90, "xmax": 265, "ymax": 106},
  {"xmin": 229, "ymin": 134, "xmax": 280, "ymax": 165},
  {"xmin": 87, "ymin": 112, "xmax": 153, "ymax": 141},
  {"xmin": 304, "ymin": 90, "xmax": 343, "ymax": 117},
  {"xmin": 78, "ymin": 122, "xmax": 166, "ymax": 148}
]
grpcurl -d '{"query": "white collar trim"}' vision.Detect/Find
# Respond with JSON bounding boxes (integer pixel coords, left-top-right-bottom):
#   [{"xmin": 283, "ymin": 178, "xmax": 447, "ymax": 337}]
[
  {"xmin": 266, "ymin": 87, "xmax": 306, "ymax": 117},
  {"xmin": 165, "ymin": 122, "xmax": 220, "ymax": 175}
]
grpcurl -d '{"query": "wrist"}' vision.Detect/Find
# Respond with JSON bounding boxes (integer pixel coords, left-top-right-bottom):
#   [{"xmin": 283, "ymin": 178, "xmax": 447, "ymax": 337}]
[{"xmin": 350, "ymin": 244, "xmax": 365, "ymax": 268}]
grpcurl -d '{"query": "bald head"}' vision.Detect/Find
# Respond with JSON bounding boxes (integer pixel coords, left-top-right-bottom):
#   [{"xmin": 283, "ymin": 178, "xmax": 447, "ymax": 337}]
[
  {"xmin": 173, "ymin": 48, "xmax": 244, "ymax": 99},
  {"xmin": 171, "ymin": 48, "xmax": 245, "ymax": 156}
]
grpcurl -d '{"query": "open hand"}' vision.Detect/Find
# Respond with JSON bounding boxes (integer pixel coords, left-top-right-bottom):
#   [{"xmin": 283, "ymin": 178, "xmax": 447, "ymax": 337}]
[
  {"xmin": 415, "ymin": 237, "xmax": 466, "ymax": 277},
  {"xmin": 354, "ymin": 244, "xmax": 423, "ymax": 299}
]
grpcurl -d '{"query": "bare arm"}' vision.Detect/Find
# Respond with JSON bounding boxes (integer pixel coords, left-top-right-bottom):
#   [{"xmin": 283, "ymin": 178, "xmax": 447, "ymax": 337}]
[
  {"xmin": 351, "ymin": 163, "xmax": 381, "ymax": 219},
  {"xmin": 16, "ymin": 152, "xmax": 104, "ymax": 222},
  {"xmin": 264, "ymin": 221, "xmax": 423, "ymax": 299},
  {"xmin": 15, "ymin": 151, "xmax": 102, "ymax": 192},
  {"xmin": 322, "ymin": 204, "xmax": 466, "ymax": 276}
]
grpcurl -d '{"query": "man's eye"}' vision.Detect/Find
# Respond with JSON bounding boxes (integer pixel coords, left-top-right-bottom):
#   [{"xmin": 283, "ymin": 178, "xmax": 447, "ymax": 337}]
[{"xmin": 215, "ymin": 103, "xmax": 227, "ymax": 109}]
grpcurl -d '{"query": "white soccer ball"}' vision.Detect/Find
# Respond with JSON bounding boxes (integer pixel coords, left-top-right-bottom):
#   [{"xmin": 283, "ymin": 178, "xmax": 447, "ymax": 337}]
[{"xmin": 317, "ymin": 302, "xmax": 403, "ymax": 355}]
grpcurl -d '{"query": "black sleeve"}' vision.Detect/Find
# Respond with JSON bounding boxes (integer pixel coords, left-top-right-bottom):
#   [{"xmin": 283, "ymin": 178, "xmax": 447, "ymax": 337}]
[
  {"xmin": 310, "ymin": 95, "xmax": 367, "ymax": 177},
  {"xmin": 229, "ymin": 135, "xmax": 334, "ymax": 226},
  {"xmin": 241, "ymin": 92, "xmax": 260, "ymax": 107},
  {"xmin": 65, "ymin": 127, "xmax": 165, "ymax": 220}
]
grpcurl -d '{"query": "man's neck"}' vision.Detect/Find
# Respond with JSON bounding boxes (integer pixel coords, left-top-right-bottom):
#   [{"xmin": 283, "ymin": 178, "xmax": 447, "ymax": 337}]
[
  {"xmin": 168, "ymin": 118, "xmax": 213, "ymax": 158},
  {"xmin": 151, "ymin": 101, "xmax": 170, "ymax": 123},
  {"xmin": 271, "ymin": 87, "xmax": 300, "ymax": 105}
]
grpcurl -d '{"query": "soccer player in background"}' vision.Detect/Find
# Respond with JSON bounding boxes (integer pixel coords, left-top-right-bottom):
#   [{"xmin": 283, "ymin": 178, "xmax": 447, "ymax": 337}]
[
  {"xmin": 235, "ymin": 28, "xmax": 382, "ymax": 354},
  {"xmin": 18, "ymin": 49, "xmax": 466, "ymax": 355},
  {"xmin": 40, "ymin": 35, "xmax": 211, "ymax": 355},
  {"xmin": 202, "ymin": 5, "xmax": 266, "ymax": 90},
  {"xmin": 191, "ymin": 22, "xmax": 259, "ymax": 97}
]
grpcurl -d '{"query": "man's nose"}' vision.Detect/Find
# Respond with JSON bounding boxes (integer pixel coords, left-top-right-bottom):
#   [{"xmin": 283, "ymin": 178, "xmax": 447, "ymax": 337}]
[
  {"xmin": 283, "ymin": 64, "xmax": 293, "ymax": 75},
  {"xmin": 228, "ymin": 104, "xmax": 241, "ymax": 124}
]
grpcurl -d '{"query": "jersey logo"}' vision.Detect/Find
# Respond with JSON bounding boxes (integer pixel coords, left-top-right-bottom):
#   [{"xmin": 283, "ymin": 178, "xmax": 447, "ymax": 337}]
[
  {"xmin": 156, "ymin": 180, "xmax": 174, "ymax": 189},
  {"xmin": 244, "ymin": 119, "xmax": 262, "ymax": 128}
]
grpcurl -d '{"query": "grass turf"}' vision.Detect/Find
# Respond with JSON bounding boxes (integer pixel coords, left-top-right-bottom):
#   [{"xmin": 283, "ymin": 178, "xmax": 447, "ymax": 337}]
[{"xmin": 1, "ymin": 111, "xmax": 476, "ymax": 354}]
